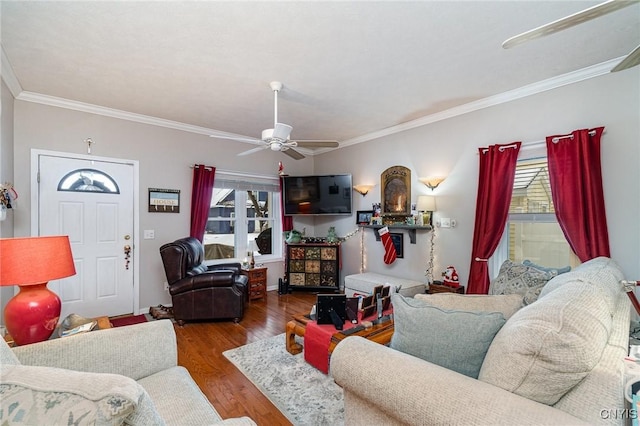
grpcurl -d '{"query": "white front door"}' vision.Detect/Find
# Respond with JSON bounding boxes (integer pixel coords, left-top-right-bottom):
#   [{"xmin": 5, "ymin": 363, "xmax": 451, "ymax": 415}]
[{"xmin": 36, "ymin": 153, "xmax": 136, "ymax": 318}]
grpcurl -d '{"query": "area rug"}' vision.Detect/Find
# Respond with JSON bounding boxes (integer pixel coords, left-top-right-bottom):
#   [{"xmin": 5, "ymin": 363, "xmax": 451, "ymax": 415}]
[
  {"xmin": 110, "ymin": 314, "xmax": 149, "ymax": 328},
  {"xmin": 223, "ymin": 333, "xmax": 344, "ymax": 425}
]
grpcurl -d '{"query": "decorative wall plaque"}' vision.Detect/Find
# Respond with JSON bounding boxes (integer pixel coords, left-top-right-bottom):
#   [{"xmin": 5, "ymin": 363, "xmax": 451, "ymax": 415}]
[{"xmin": 381, "ymin": 165, "xmax": 411, "ymax": 218}]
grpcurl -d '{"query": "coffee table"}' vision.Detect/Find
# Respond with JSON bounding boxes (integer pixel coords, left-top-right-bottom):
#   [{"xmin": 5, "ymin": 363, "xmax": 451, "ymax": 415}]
[
  {"xmin": 285, "ymin": 313, "xmax": 311, "ymax": 355},
  {"xmin": 328, "ymin": 315, "xmax": 394, "ymax": 354},
  {"xmin": 285, "ymin": 313, "xmax": 394, "ymax": 355}
]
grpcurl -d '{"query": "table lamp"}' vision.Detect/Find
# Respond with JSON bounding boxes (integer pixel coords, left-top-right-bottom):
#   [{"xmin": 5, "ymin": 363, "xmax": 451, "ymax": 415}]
[
  {"xmin": 0, "ymin": 236, "xmax": 76, "ymax": 345},
  {"xmin": 416, "ymin": 195, "xmax": 436, "ymax": 226}
]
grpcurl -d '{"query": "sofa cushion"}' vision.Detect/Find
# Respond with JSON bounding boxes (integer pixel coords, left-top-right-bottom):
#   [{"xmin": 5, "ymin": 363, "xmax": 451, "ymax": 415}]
[
  {"xmin": 0, "ymin": 364, "xmax": 163, "ymax": 425},
  {"xmin": 138, "ymin": 365, "xmax": 223, "ymax": 425},
  {"xmin": 489, "ymin": 259, "xmax": 557, "ymax": 305},
  {"xmin": 415, "ymin": 293, "xmax": 524, "ymax": 319},
  {"xmin": 479, "ymin": 275, "xmax": 613, "ymax": 405},
  {"xmin": 390, "ymin": 294, "xmax": 506, "ymax": 379},
  {"xmin": 539, "ymin": 257, "xmax": 623, "ymax": 316}
]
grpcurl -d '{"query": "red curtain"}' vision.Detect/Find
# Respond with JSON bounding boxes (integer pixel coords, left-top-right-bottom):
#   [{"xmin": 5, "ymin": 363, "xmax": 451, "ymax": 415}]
[
  {"xmin": 467, "ymin": 142, "xmax": 521, "ymax": 294},
  {"xmin": 190, "ymin": 164, "xmax": 216, "ymax": 243},
  {"xmin": 546, "ymin": 127, "xmax": 610, "ymax": 262},
  {"xmin": 280, "ymin": 176, "xmax": 293, "ymax": 232}
]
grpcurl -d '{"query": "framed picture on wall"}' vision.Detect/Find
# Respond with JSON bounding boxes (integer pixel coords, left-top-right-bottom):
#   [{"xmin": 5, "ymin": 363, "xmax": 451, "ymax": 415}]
[
  {"xmin": 357, "ymin": 210, "xmax": 373, "ymax": 225},
  {"xmin": 390, "ymin": 233, "xmax": 404, "ymax": 258},
  {"xmin": 149, "ymin": 188, "xmax": 180, "ymax": 213}
]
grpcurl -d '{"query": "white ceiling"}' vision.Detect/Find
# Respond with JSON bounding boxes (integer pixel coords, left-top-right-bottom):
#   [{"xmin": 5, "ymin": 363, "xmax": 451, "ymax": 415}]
[{"xmin": 2, "ymin": 1, "xmax": 639, "ymax": 153}]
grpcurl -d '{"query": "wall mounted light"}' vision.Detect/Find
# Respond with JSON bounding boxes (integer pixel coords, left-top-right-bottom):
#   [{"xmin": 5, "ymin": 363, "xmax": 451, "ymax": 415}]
[
  {"xmin": 353, "ymin": 184, "xmax": 374, "ymax": 196},
  {"xmin": 419, "ymin": 177, "xmax": 446, "ymax": 191}
]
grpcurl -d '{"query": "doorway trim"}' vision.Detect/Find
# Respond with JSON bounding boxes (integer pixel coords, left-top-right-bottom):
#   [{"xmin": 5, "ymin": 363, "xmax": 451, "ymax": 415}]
[{"xmin": 30, "ymin": 149, "xmax": 141, "ymax": 315}]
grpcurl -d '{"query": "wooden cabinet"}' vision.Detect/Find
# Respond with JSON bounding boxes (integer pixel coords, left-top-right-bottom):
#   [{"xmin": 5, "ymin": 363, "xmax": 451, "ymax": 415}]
[
  {"xmin": 427, "ymin": 283, "xmax": 465, "ymax": 294},
  {"xmin": 286, "ymin": 243, "xmax": 340, "ymax": 292},
  {"xmin": 242, "ymin": 267, "xmax": 267, "ymax": 300}
]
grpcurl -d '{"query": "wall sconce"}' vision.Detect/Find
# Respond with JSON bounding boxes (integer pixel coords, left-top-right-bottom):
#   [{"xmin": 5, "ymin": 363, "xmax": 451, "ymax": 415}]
[
  {"xmin": 353, "ymin": 184, "xmax": 374, "ymax": 196},
  {"xmin": 419, "ymin": 177, "xmax": 446, "ymax": 191}
]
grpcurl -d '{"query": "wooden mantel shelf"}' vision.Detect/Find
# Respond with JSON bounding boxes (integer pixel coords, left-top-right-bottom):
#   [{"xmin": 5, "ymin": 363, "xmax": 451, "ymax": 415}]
[{"xmin": 361, "ymin": 224, "xmax": 432, "ymax": 244}]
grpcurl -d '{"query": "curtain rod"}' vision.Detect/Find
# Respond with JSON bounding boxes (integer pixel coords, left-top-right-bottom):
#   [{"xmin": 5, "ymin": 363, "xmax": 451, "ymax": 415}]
[
  {"xmin": 189, "ymin": 165, "xmax": 279, "ymax": 181},
  {"xmin": 190, "ymin": 164, "xmax": 214, "ymax": 171},
  {"xmin": 481, "ymin": 129, "xmax": 603, "ymax": 153}
]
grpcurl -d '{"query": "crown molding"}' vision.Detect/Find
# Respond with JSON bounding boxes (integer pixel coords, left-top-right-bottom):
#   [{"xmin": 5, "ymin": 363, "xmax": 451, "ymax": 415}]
[
  {"xmin": 1, "ymin": 46, "xmax": 23, "ymax": 97},
  {"xmin": 14, "ymin": 91, "xmax": 251, "ymax": 139},
  {"xmin": 338, "ymin": 57, "xmax": 623, "ymax": 147},
  {"xmin": 9, "ymin": 56, "xmax": 623, "ymax": 151}
]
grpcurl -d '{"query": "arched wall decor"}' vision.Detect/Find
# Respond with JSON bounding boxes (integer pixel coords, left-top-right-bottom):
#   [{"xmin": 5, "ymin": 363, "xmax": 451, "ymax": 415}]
[{"xmin": 381, "ymin": 165, "xmax": 411, "ymax": 221}]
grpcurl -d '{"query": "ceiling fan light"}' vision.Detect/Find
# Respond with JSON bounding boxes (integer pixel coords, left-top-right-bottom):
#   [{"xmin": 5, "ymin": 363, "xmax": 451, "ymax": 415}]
[
  {"xmin": 272, "ymin": 123, "xmax": 292, "ymax": 141},
  {"xmin": 262, "ymin": 129, "xmax": 274, "ymax": 140},
  {"xmin": 270, "ymin": 143, "xmax": 281, "ymax": 152}
]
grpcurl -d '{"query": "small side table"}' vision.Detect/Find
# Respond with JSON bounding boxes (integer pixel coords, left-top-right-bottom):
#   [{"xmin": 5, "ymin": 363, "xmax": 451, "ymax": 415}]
[
  {"xmin": 427, "ymin": 283, "xmax": 465, "ymax": 294},
  {"xmin": 3, "ymin": 315, "xmax": 112, "ymax": 347},
  {"xmin": 242, "ymin": 267, "xmax": 267, "ymax": 301}
]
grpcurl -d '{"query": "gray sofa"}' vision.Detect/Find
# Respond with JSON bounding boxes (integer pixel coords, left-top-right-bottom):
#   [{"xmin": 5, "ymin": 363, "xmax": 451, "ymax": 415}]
[
  {"xmin": 332, "ymin": 257, "xmax": 631, "ymax": 425},
  {"xmin": 0, "ymin": 319, "xmax": 255, "ymax": 425}
]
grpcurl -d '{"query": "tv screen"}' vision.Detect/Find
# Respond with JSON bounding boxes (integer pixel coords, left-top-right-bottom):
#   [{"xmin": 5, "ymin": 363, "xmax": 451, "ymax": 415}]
[{"xmin": 283, "ymin": 174, "xmax": 352, "ymax": 215}]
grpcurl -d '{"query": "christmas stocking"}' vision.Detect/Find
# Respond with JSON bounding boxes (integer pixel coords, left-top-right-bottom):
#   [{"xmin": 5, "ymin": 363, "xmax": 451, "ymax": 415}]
[{"xmin": 379, "ymin": 226, "xmax": 397, "ymax": 264}]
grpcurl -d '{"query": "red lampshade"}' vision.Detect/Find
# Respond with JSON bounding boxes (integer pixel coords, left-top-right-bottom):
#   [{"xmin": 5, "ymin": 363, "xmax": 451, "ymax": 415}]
[
  {"xmin": 0, "ymin": 236, "xmax": 76, "ymax": 345},
  {"xmin": 0, "ymin": 236, "xmax": 76, "ymax": 286}
]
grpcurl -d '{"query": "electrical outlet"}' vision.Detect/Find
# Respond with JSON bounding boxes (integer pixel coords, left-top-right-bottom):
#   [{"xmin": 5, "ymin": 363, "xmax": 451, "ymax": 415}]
[
  {"xmin": 440, "ymin": 217, "xmax": 451, "ymax": 228},
  {"xmin": 144, "ymin": 230, "xmax": 155, "ymax": 239}
]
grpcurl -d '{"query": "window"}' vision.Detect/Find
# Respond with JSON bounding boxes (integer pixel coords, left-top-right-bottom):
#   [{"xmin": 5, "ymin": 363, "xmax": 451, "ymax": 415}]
[
  {"xmin": 492, "ymin": 157, "xmax": 578, "ymax": 275},
  {"xmin": 203, "ymin": 172, "xmax": 282, "ymax": 263},
  {"xmin": 58, "ymin": 168, "xmax": 119, "ymax": 193}
]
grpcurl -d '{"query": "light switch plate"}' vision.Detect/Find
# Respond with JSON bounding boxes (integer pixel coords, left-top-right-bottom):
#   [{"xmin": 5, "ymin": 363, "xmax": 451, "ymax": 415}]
[
  {"xmin": 143, "ymin": 230, "xmax": 155, "ymax": 239},
  {"xmin": 440, "ymin": 218, "xmax": 451, "ymax": 228}
]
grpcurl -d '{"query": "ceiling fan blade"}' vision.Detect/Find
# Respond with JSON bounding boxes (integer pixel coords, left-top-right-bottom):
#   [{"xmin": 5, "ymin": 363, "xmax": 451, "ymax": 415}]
[
  {"xmin": 272, "ymin": 123, "xmax": 293, "ymax": 141},
  {"xmin": 502, "ymin": 0, "xmax": 636, "ymax": 49},
  {"xmin": 282, "ymin": 148, "xmax": 305, "ymax": 160},
  {"xmin": 611, "ymin": 44, "xmax": 640, "ymax": 72},
  {"xmin": 294, "ymin": 140, "xmax": 340, "ymax": 148},
  {"xmin": 210, "ymin": 134, "xmax": 263, "ymax": 145},
  {"xmin": 237, "ymin": 146, "xmax": 267, "ymax": 157}
]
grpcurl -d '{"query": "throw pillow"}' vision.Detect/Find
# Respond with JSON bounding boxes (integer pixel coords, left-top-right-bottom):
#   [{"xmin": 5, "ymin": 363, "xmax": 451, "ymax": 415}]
[
  {"xmin": 478, "ymin": 279, "xmax": 613, "ymax": 405},
  {"xmin": 0, "ymin": 364, "xmax": 160, "ymax": 425},
  {"xmin": 523, "ymin": 259, "xmax": 571, "ymax": 275},
  {"xmin": 390, "ymin": 294, "xmax": 506, "ymax": 379},
  {"xmin": 414, "ymin": 293, "xmax": 524, "ymax": 319},
  {"xmin": 489, "ymin": 259, "xmax": 557, "ymax": 305}
]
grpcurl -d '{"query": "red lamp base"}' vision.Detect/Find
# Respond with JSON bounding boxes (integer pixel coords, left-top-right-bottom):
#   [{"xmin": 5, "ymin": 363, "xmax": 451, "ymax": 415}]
[{"xmin": 4, "ymin": 283, "xmax": 61, "ymax": 346}]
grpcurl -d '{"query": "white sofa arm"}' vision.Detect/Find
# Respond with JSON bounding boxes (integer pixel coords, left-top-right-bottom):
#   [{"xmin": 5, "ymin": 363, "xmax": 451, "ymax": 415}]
[
  {"xmin": 331, "ymin": 337, "xmax": 589, "ymax": 426},
  {"xmin": 12, "ymin": 320, "xmax": 177, "ymax": 381}
]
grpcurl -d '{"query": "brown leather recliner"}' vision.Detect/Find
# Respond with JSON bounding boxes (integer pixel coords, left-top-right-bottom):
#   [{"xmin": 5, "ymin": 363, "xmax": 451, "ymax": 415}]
[{"xmin": 159, "ymin": 237, "xmax": 248, "ymax": 325}]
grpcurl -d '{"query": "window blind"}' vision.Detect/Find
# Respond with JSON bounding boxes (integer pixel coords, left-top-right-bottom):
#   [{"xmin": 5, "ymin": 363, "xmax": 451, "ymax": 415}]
[{"xmin": 510, "ymin": 158, "xmax": 555, "ymax": 214}]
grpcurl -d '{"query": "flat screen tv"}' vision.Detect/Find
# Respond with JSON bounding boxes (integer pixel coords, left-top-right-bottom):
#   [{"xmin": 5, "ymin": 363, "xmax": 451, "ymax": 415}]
[{"xmin": 283, "ymin": 174, "xmax": 352, "ymax": 215}]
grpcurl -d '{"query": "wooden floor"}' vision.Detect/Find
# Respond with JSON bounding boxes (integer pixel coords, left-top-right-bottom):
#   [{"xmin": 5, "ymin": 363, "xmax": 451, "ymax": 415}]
[{"xmin": 173, "ymin": 290, "xmax": 317, "ymax": 426}]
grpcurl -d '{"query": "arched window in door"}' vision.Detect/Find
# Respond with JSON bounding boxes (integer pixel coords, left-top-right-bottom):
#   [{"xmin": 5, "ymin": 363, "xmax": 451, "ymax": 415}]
[{"xmin": 57, "ymin": 168, "xmax": 120, "ymax": 194}]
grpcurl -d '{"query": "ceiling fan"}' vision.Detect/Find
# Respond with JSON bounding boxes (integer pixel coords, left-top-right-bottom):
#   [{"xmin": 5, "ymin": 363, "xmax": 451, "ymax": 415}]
[
  {"xmin": 210, "ymin": 81, "xmax": 339, "ymax": 160},
  {"xmin": 502, "ymin": 0, "xmax": 640, "ymax": 73}
]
